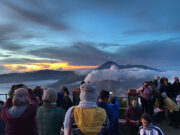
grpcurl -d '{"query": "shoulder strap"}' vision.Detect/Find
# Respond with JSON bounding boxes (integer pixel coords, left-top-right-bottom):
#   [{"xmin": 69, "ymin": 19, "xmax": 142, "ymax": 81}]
[
  {"xmin": 68, "ymin": 107, "xmax": 75, "ymax": 135},
  {"xmin": 153, "ymin": 126, "xmax": 164, "ymax": 135}
]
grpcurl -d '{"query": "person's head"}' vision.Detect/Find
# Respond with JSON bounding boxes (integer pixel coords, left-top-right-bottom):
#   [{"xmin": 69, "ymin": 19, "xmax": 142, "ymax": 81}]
[
  {"xmin": 141, "ymin": 113, "xmax": 152, "ymax": 127},
  {"xmin": 131, "ymin": 99, "xmax": 138, "ymax": 108},
  {"xmin": 110, "ymin": 97, "xmax": 116, "ymax": 104},
  {"xmin": 143, "ymin": 81, "xmax": 148, "ymax": 87},
  {"xmin": 61, "ymin": 86, "xmax": 68, "ymax": 94},
  {"xmin": 148, "ymin": 81, "xmax": 154, "ymax": 86},
  {"xmin": 64, "ymin": 90, "xmax": 69, "ymax": 97},
  {"xmin": 42, "ymin": 88, "xmax": 57, "ymax": 103},
  {"xmin": 174, "ymin": 77, "xmax": 179, "ymax": 83},
  {"xmin": 12, "ymin": 88, "xmax": 29, "ymax": 106},
  {"xmin": 160, "ymin": 78, "xmax": 165, "ymax": 84},
  {"xmin": 155, "ymin": 76, "xmax": 159, "ymax": 80},
  {"xmin": 80, "ymin": 83, "xmax": 98, "ymax": 102},
  {"xmin": 35, "ymin": 85, "xmax": 41, "ymax": 90},
  {"xmin": 98, "ymin": 90, "xmax": 110, "ymax": 103}
]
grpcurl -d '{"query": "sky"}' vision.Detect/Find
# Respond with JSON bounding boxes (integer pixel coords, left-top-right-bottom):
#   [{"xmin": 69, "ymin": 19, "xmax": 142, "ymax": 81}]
[{"xmin": 0, "ymin": 0, "xmax": 180, "ymax": 73}]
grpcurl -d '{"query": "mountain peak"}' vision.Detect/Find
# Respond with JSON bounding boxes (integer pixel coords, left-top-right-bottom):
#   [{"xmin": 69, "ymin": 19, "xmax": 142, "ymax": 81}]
[
  {"xmin": 96, "ymin": 60, "xmax": 119, "ymax": 70},
  {"xmin": 96, "ymin": 61, "xmax": 160, "ymax": 71}
]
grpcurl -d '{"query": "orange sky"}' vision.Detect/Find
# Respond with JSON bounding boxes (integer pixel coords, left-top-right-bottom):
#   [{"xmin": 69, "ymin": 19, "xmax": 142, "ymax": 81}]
[{"xmin": 3, "ymin": 62, "xmax": 98, "ymax": 72}]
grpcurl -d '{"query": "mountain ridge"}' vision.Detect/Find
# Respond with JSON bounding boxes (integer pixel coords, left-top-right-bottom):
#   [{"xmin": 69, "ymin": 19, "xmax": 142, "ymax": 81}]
[{"xmin": 97, "ymin": 60, "xmax": 161, "ymax": 71}]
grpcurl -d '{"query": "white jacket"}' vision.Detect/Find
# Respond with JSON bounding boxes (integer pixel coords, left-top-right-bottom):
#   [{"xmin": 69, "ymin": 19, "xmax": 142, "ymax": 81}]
[{"xmin": 139, "ymin": 124, "xmax": 164, "ymax": 135}]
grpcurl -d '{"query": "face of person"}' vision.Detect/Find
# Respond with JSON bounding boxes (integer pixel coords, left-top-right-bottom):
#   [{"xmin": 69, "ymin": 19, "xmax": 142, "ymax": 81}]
[
  {"xmin": 131, "ymin": 100, "xmax": 138, "ymax": 108},
  {"xmin": 141, "ymin": 118, "xmax": 149, "ymax": 127},
  {"xmin": 143, "ymin": 82, "xmax": 148, "ymax": 87},
  {"xmin": 175, "ymin": 78, "xmax": 179, "ymax": 83}
]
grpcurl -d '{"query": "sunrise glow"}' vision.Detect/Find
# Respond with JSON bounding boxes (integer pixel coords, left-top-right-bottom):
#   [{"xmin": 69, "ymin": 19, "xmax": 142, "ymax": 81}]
[{"xmin": 3, "ymin": 62, "xmax": 98, "ymax": 72}]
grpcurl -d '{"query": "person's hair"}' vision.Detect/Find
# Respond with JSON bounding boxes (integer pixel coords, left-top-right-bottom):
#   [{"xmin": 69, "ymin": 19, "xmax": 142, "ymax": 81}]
[
  {"xmin": 110, "ymin": 97, "xmax": 116, "ymax": 104},
  {"xmin": 61, "ymin": 86, "xmax": 68, "ymax": 93},
  {"xmin": 98, "ymin": 90, "xmax": 110, "ymax": 100},
  {"xmin": 160, "ymin": 78, "xmax": 164, "ymax": 84},
  {"xmin": 65, "ymin": 90, "xmax": 69, "ymax": 95},
  {"xmin": 81, "ymin": 81, "xmax": 85, "ymax": 85},
  {"xmin": 143, "ymin": 81, "xmax": 148, "ymax": 85},
  {"xmin": 141, "ymin": 113, "xmax": 152, "ymax": 124},
  {"xmin": 42, "ymin": 88, "xmax": 57, "ymax": 103}
]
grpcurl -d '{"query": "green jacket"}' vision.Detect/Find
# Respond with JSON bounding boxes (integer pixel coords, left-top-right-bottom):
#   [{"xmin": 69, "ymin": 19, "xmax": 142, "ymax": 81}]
[{"xmin": 37, "ymin": 103, "xmax": 65, "ymax": 135}]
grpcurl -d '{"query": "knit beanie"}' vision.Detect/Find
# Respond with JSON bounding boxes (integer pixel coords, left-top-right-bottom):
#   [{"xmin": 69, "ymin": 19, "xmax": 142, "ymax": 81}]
[
  {"xmin": 42, "ymin": 88, "xmax": 57, "ymax": 103},
  {"xmin": 80, "ymin": 83, "xmax": 98, "ymax": 102},
  {"xmin": 12, "ymin": 88, "xmax": 29, "ymax": 106}
]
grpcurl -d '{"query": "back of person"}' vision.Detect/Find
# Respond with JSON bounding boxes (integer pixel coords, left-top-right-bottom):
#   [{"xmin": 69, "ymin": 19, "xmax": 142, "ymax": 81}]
[
  {"xmin": 37, "ymin": 106, "xmax": 65, "ymax": 135},
  {"xmin": 61, "ymin": 83, "xmax": 109, "ymax": 135},
  {"xmin": 37, "ymin": 88, "xmax": 65, "ymax": 135},
  {"xmin": 65, "ymin": 106, "xmax": 108, "ymax": 135},
  {"xmin": 0, "ymin": 105, "xmax": 5, "ymax": 135},
  {"xmin": 1, "ymin": 88, "xmax": 38, "ymax": 135},
  {"xmin": 33, "ymin": 86, "xmax": 43, "ymax": 101},
  {"xmin": 97, "ymin": 90, "xmax": 114, "ymax": 135}
]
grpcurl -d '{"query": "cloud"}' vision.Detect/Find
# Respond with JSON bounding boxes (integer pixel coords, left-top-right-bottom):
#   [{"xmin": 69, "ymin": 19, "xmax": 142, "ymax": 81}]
[
  {"xmin": 2, "ymin": 0, "xmax": 70, "ymax": 31},
  {"xmin": 0, "ymin": 23, "xmax": 40, "ymax": 42},
  {"xmin": 84, "ymin": 65, "xmax": 180, "ymax": 93},
  {"xmin": 0, "ymin": 43, "xmax": 23, "ymax": 51},
  {"xmin": 27, "ymin": 38, "xmax": 180, "ymax": 69},
  {"xmin": 29, "ymin": 42, "xmax": 112, "ymax": 65},
  {"xmin": 114, "ymin": 38, "xmax": 180, "ymax": 67}
]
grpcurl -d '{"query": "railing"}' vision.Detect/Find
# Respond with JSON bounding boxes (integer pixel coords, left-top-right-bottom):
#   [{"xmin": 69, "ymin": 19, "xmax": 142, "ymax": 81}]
[{"xmin": 0, "ymin": 94, "xmax": 8, "ymax": 101}]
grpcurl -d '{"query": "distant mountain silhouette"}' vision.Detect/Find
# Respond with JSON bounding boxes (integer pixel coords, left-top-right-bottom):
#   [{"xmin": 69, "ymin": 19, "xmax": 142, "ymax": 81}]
[
  {"xmin": 0, "ymin": 70, "xmax": 79, "ymax": 83},
  {"xmin": 96, "ymin": 60, "xmax": 161, "ymax": 71}
]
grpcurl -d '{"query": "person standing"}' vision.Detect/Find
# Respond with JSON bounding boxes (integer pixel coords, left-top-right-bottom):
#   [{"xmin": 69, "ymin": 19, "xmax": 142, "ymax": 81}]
[
  {"xmin": 173, "ymin": 77, "xmax": 180, "ymax": 100},
  {"xmin": 62, "ymin": 89, "xmax": 72, "ymax": 112},
  {"xmin": 61, "ymin": 83, "xmax": 109, "ymax": 135},
  {"xmin": 137, "ymin": 82, "xmax": 152, "ymax": 113},
  {"xmin": 37, "ymin": 88, "xmax": 65, "ymax": 135},
  {"xmin": 1, "ymin": 86, "xmax": 38, "ymax": 135},
  {"xmin": 97, "ymin": 90, "xmax": 114, "ymax": 135},
  {"xmin": 108, "ymin": 92, "xmax": 120, "ymax": 135},
  {"xmin": 0, "ymin": 103, "xmax": 5, "ymax": 135},
  {"xmin": 125, "ymin": 99, "xmax": 142, "ymax": 135}
]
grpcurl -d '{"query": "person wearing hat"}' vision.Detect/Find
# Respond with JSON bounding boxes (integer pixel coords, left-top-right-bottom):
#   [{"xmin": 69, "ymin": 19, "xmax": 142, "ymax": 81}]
[
  {"xmin": 161, "ymin": 92, "xmax": 179, "ymax": 129},
  {"xmin": 1, "ymin": 86, "xmax": 39, "ymax": 135},
  {"xmin": 61, "ymin": 83, "xmax": 109, "ymax": 135},
  {"xmin": 139, "ymin": 113, "xmax": 164, "ymax": 135},
  {"xmin": 37, "ymin": 88, "xmax": 65, "ymax": 135}
]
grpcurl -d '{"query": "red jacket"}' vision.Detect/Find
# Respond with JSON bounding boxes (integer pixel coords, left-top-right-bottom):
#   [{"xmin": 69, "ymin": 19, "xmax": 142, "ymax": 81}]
[{"xmin": 1, "ymin": 89, "xmax": 38, "ymax": 135}]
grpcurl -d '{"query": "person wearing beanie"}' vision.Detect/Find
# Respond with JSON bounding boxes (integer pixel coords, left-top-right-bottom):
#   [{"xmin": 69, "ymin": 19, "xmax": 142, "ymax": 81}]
[
  {"xmin": 37, "ymin": 88, "xmax": 65, "ymax": 135},
  {"xmin": 97, "ymin": 90, "xmax": 114, "ymax": 135},
  {"xmin": 161, "ymin": 92, "xmax": 179, "ymax": 129},
  {"xmin": 1, "ymin": 86, "xmax": 39, "ymax": 135},
  {"xmin": 139, "ymin": 113, "xmax": 164, "ymax": 135},
  {"xmin": 61, "ymin": 83, "xmax": 109, "ymax": 135}
]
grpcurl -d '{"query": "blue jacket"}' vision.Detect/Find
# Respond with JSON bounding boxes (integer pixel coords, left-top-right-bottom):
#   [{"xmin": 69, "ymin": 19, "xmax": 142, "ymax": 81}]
[
  {"xmin": 108, "ymin": 97, "xmax": 120, "ymax": 119},
  {"xmin": 97, "ymin": 102, "xmax": 114, "ymax": 135},
  {"xmin": 56, "ymin": 92, "xmax": 64, "ymax": 107}
]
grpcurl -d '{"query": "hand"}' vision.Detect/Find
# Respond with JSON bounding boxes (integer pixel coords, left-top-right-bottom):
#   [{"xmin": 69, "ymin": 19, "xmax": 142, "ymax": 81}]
[
  {"xmin": 111, "ymin": 92, "xmax": 115, "ymax": 97},
  {"xmin": 135, "ymin": 121, "xmax": 139, "ymax": 125},
  {"xmin": 22, "ymin": 84, "xmax": 28, "ymax": 90}
]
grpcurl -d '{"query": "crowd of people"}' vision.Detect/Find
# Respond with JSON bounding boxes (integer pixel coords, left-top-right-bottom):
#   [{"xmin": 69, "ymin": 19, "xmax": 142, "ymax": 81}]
[{"xmin": 0, "ymin": 76, "xmax": 179, "ymax": 135}]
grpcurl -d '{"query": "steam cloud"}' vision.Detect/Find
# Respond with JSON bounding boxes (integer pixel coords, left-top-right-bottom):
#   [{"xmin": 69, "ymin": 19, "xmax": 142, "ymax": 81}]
[{"xmin": 85, "ymin": 65, "xmax": 180, "ymax": 85}]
